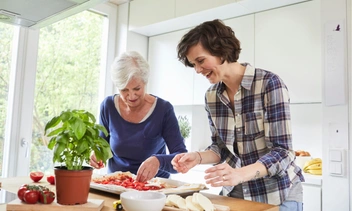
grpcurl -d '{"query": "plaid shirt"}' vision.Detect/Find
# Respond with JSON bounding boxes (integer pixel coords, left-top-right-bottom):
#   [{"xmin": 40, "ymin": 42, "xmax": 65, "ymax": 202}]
[{"xmin": 205, "ymin": 63, "xmax": 304, "ymax": 205}]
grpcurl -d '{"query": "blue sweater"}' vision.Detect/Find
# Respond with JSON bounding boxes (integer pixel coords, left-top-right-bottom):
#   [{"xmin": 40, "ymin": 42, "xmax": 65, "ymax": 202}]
[{"xmin": 99, "ymin": 95, "xmax": 187, "ymax": 178}]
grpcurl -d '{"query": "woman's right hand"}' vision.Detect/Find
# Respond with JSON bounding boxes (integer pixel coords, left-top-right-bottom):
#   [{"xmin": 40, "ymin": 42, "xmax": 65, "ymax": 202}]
[
  {"xmin": 171, "ymin": 152, "xmax": 199, "ymax": 173},
  {"xmin": 89, "ymin": 153, "xmax": 104, "ymax": 169}
]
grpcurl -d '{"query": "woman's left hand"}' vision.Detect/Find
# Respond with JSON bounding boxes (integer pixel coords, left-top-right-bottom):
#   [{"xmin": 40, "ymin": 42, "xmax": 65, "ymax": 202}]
[
  {"xmin": 204, "ymin": 163, "xmax": 243, "ymax": 187},
  {"xmin": 136, "ymin": 156, "xmax": 160, "ymax": 182}
]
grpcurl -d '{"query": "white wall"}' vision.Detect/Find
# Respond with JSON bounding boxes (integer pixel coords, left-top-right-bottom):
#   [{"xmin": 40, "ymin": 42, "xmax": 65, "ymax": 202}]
[
  {"xmin": 320, "ymin": 0, "xmax": 350, "ymax": 210},
  {"xmin": 290, "ymin": 104, "xmax": 323, "ymax": 158},
  {"xmin": 125, "ymin": 0, "xmax": 352, "ymax": 209}
]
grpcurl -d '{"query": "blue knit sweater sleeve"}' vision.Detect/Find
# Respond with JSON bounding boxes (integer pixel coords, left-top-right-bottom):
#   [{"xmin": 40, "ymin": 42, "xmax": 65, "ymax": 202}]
[{"xmin": 154, "ymin": 99, "xmax": 188, "ymax": 173}]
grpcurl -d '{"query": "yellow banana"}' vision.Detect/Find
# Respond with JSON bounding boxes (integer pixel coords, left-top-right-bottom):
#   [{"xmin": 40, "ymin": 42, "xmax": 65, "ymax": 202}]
[
  {"xmin": 304, "ymin": 158, "xmax": 322, "ymax": 166},
  {"xmin": 304, "ymin": 163, "xmax": 322, "ymax": 171},
  {"xmin": 306, "ymin": 169, "xmax": 322, "ymax": 175},
  {"xmin": 303, "ymin": 158, "xmax": 322, "ymax": 168}
]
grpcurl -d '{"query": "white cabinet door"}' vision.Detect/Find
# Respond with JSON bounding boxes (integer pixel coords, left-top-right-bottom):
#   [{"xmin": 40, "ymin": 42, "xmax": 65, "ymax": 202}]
[
  {"xmin": 254, "ymin": 0, "xmax": 321, "ymax": 103},
  {"xmin": 129, "ymin": 0, "xmax": 175, "ymax": 29},
  {"xmin": 302, "ymin": 184, "xmax": 322, "ymax": 211},
  {"xmin": 148, "ymin": 29, "xmax": 194, "ymax": 105},
  {"xmin": 192, "ymin": 14, "xmax": 255, "ymax": 105},
  {"xmin": 175, "ymin": 0, "xmax": 235, "ymax": 17}
]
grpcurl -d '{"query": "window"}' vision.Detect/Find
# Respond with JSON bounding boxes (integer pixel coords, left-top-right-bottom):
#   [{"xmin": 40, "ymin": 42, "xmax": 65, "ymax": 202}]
[
  {"xmin": 0, "ymin": 23, "xmax": 15, "ymax": 177},
  {"xmin": 1, "ymin": 3, "xmax": 117, "ymax": 177},
  {"xmin": 30, "ymin": 10, "xmax": 108, "ymax": 174}
]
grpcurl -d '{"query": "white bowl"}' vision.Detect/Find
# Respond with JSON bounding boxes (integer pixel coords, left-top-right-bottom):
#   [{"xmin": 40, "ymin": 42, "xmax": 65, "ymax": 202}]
[
  {"xmin": 120, "ymin": 191, "xmax": 166, "ymax": 211},
  {"xmin": 295, "ymin": 156, "xmax": 312, "ymax": 169}
]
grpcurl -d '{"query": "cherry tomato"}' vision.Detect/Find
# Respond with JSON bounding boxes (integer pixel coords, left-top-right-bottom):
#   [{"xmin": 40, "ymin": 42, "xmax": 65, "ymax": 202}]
[
  {"xmin": 38, "ymin": 190, "xmax": 55, "ymax": 204},
  {"xmin": 17, "ymin": 186, "xmax": 28, "ymax": 201},
  {"xmin": 46, "ymin": 175, "xmax": 55, "ymax": 185},
  {"xmin": 23, "ymin": 190, "xmax": 39, "ymax": 204},
  {"xmin": 30, "ymin": 172, "xmax": 44, "ymax": 182}
]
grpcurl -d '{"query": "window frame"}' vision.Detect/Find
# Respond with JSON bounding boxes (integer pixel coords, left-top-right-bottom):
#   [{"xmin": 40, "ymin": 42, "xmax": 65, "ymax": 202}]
[{"xmin": 2, "ymin": 2, "xmax": 117, "ymax": 177}]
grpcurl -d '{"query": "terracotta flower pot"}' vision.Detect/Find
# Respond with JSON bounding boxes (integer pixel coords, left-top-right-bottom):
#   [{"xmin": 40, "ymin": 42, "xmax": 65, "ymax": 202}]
[{"xmin": 54, "ymin": 166, "xmax": 93, "ymax": 205}]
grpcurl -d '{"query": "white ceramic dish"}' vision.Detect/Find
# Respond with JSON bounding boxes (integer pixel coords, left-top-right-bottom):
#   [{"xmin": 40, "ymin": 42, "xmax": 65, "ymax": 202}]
[
  {"xmin": 120, "ymin": 191, "xmax": 166, "ymax": 211},
  {"xmin": 295, "ymin": 156, "xmax": 312, "ymax": 169},
  {"xmin": 90, "ymin": 173, "xmax": 207, "ymax": 196}
]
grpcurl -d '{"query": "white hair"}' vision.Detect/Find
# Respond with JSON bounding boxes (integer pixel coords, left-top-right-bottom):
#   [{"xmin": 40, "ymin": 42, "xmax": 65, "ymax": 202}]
[{"xmin": 110, "ymin": 51, "xmax": 150, "ymax": 90}]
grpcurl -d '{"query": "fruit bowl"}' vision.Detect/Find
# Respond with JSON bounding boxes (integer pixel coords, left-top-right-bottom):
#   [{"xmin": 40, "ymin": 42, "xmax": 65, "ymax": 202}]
[
  {"xmin": 295, "ymin": 156, "xmax": 312, "ymax": 169},
  {"xmin": 120, "ymin": 191, "xmax": 166, "ymax": 211}
]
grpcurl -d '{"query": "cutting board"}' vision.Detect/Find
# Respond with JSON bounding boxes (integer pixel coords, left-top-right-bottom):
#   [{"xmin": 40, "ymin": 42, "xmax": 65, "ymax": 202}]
[
  {"xmin": 163, "ymin": 204, "xmax": 230, "ymax": 211},
  {"xmin": 6, "ymin": 199, "xmax": 104, "ymax": 211}
]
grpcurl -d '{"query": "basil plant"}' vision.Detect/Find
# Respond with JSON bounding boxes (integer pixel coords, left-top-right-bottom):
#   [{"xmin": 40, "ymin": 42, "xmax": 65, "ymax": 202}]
[{"xmin": 44, "ymin": 109, "xmax": 112, "ymax": 170}]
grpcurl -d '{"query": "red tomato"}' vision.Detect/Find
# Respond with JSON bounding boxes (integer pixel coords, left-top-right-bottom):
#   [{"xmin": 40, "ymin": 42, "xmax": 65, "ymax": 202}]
[
  {"xmin": 38, "ymin": 191, "xmax": 55, "ymax": 204},
  {"xmin": 30, "ymin": 172, "xmax": 44, "ymax": 182},
  {"xmin": 23, "ymin": 190, "xmax": 39, "ymax": 204},
  {"xmin": 46, "ymin": 175, "xmax": 55, "ymax": 185},
  {"xmin": 17, "ymin": 186, "xmax": 28, "ymax": 201}
]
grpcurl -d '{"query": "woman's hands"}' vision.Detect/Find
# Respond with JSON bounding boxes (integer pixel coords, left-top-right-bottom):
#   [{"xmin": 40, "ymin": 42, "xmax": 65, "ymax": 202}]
[
  {"xmin": 89, "ymin": 153, "xmax": 105, "ymax": 169},
  {"xmin": 90, "ymin": 153, "xmax": 160, "ymax": 182},
  {"xmin": 204, "ymin": 163, "xmax": 243, "ymax": 187},
  {"xmin": 171, "ymin": 152, "xmax": 200, "ymax": 173},
  {"xmin": 136, "ymin": 156, "xmax": 160, "ymax": 182}
]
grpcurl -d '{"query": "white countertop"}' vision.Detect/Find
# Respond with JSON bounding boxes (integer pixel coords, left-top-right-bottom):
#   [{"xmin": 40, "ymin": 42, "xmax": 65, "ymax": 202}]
[{"xmin": 302, "ymin": 173, "xmax": 322, "ymax": 186}]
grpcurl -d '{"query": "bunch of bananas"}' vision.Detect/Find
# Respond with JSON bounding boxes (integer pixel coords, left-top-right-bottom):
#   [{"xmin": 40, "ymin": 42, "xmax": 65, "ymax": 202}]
[{"xmin": 303, "ymin": 158, "xmax": 322, "ymax": 175}]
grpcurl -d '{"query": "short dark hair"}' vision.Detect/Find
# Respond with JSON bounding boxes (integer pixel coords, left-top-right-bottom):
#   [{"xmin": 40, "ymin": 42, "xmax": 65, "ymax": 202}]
[{"xmin": 177, "ymin": 19, "xmax": 241, "ymax": 67}]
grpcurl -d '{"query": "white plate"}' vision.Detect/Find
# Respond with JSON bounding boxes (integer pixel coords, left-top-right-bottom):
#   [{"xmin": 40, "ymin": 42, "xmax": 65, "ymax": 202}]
[{"xmin": 90, "ymin": 172, "xmax": 207, "ymax": 196}]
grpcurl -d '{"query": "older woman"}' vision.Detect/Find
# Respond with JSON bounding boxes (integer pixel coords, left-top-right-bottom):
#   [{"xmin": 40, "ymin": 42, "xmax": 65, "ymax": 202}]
[
  {"xmin": 171, "ymin": 19, "xmax": 304, "ymax": 211},
  {"xmin": 90, "ymin": 51, "xmax": 187, "ymax": 182}
]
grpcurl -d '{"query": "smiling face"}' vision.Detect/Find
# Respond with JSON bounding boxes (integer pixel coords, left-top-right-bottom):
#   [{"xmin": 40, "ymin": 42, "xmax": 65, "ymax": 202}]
[
  {"xmin": 119, "ymin": 77, "xmax": 146, "ymax": 108},
  {"xmin": 186, "ymin": 43, "xmax": 224, "ymax": 84}
]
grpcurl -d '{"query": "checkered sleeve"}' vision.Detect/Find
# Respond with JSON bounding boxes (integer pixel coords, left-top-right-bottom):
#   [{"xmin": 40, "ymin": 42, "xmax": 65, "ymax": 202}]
[{"xmin": 257, "ymin": 74, "xmax": 295, "ymax": 178}]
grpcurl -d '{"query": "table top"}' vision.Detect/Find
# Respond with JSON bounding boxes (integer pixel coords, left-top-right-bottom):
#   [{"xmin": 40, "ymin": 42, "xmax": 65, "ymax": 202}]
[{"xmin": 0, "ymin": 176, "xmax": 279, "ymax": 211}]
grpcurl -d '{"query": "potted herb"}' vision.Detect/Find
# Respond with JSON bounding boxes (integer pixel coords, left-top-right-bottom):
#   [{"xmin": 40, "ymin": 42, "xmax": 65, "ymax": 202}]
[
  {"xmin": 177, "ymin": 115, "xmax": 191, "ymax": 139},
  {"xmin": 44, "ymin": 109, "xmax": 112, "ymax": 205}
]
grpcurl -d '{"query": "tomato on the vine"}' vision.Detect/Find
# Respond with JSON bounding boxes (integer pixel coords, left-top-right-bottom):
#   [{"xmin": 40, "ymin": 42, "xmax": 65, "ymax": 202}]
[
  {"xmin": 38, "ymin": 190, "xmax": 55, "ymax": 204},
  {"xmin": 17, "ymin": 186, "xmax": 28, "ymax": 201},
  {"xmin": 23, "ymin": 190, "xmax": 39, "ymax": 204}
]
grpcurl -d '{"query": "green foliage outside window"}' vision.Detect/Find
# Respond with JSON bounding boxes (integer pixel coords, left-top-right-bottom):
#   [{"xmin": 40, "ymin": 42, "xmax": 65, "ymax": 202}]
[
  {"xmin": 30, "ymin": 10, "xmax": 105, "ymax": 174},
  {"xmin": 0, "ymin": 23, "xmax": 14, "ymax": 176}
]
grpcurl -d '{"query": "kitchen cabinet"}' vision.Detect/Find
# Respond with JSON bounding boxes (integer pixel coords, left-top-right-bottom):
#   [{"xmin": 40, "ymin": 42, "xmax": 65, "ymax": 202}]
[
  {"xmin": 254, "ymin": 0, "xmax": 321, "ymax": 103},
  {"xmin": 129, "ymin": 0, "xmax": 175, "ymax": 29},
  {"xmin": 303, "ymin": 184, "xmax": 322, "ymax": 211},
  {"xmin": 175, "ymin": 0, "xmax": 235, "ymax": 17},
  {"xmin": 302, "ymin": 173, "xmax": 322, "ymax": 211},
  {"xmin": 129, "ymin": 0, "xmax": 236, "ymax": 30},
  {"xmin": 128, "ymin": 0, "xmax": 311, "ymax": 37},
  {"xmin": 148, "ymin": 29, "xmax": 194, "ymax": 106},
  {"xmin": 149, "ymin": 0, "xmax": 322, "ymax": 106}
]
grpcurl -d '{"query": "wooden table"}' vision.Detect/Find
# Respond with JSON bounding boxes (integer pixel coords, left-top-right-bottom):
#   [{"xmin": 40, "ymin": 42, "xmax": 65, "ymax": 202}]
[{"xmin": 0, "ymin": 177, "xmax": 278, "ymax": 211}]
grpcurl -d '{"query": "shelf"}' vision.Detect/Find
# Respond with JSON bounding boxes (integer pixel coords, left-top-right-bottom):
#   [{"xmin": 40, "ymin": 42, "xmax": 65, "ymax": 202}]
[
  {"xmin": 302, "ymin": 173, "xmax": 322, "ymax": 186},
  {"xmin": 129, "ymin": 0, "xmax": 311, "ymax": 36}
]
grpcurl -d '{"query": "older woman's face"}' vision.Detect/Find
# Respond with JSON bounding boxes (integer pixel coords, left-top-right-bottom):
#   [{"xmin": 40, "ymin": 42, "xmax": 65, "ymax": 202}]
[
  {"xmin": 119, "ymin": 77, "xmax": 146, "ymax": 108},
  {"xmin": 186, "ymin": 43, "xmax": 223, "ymax": 84}
]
